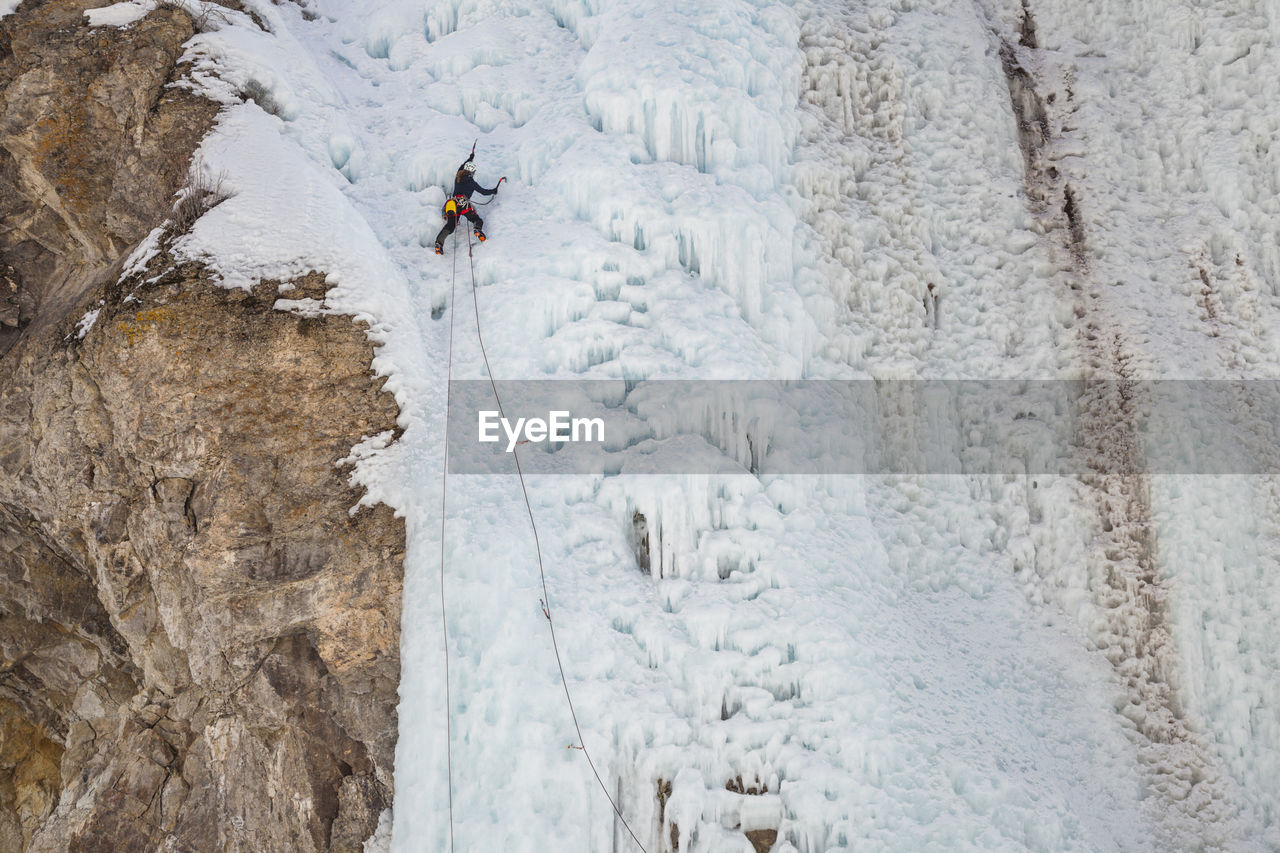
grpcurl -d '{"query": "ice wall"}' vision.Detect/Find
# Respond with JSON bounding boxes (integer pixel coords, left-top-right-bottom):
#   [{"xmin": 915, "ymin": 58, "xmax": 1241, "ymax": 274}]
[{"xmin": 156, "ymin": 0, "xmax": 1280, "ymax": 849}]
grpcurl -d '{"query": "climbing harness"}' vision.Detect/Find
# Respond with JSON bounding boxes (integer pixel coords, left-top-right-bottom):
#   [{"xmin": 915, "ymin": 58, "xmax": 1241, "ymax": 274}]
[
  {"xmin": 436, "ymin": 230, "xmax": 650, "ymax": 853},
  {"xmin": 443, "ymin": 195, "xmax": 472, "ymax": 217}
]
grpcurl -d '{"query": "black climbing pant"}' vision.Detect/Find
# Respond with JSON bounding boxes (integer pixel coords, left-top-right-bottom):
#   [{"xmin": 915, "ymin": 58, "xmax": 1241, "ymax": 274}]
[{"xmin": 435, "ymin": 209, "xmax": 483, "ymax": 246}]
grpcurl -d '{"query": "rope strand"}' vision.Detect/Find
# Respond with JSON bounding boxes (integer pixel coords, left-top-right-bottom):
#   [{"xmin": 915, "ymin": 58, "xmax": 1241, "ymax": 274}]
[
  {"xmin": 464, "ymin": 230, "xmax": 650, "ymax": 853},
  {"xmin": 438, "ymin": 225, "xmax": 459, "ymax": 853}
]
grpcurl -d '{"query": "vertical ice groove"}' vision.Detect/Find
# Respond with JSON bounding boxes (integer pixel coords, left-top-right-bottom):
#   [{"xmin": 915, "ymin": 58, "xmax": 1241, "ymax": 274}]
[{"xmin": 972, "ymin": 0, "xmax": 1280, "ymax": 845}]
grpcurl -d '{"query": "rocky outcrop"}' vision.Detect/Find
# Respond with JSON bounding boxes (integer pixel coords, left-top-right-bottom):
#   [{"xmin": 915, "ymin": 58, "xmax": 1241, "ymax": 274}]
[
  {"xmin": 0, "ymin": 699, "xmax": 62, "ymax": 851},
  {"xmin": 0, "ymin": 0, "xmax": 217, "ymax": 357},
  {"xmin": 1, "ymin": 3, "xmax": 404, "ymax": 851}
]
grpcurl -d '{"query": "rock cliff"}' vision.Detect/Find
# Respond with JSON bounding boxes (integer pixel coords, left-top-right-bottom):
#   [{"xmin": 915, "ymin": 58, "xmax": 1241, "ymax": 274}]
[{"xmin": 1, "ymin": 3, "xmax": 405, "ymax": 851}]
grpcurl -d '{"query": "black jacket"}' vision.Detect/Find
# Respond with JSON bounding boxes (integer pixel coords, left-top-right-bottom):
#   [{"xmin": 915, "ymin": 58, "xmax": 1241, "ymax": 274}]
[{"xmin": 452, "ymin": 157, "xmax": 497, "ymax": 200}]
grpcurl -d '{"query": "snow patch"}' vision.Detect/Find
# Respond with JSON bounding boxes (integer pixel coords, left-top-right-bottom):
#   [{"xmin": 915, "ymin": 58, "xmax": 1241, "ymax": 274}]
[
  {"xmin": 362, "ymin": 808, "xmax": 392, "ymax": 853},
  {"xmin": 84, "ymin": 1, "xmax": 154, "ymax": 28},
  {"xmin": 75, "ymin": 301, "xmax": 104, "ymax": 340},
  {"xmin": 120, "ymin": 227, "xmax": 165, "ymax": 282}
]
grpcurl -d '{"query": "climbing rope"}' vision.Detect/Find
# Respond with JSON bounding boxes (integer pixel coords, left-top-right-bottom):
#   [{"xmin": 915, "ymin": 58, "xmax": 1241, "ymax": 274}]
[
  {"xmin": 459, "ymin": 229, "xmax": 651, "ymax": 853},
  {"xmin": 438, "ymin": 224, "xmax": 459, "ymax": 853}
]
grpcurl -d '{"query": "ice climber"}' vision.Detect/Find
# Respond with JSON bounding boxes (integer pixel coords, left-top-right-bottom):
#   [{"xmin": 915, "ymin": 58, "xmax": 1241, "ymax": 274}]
[{"xmin": 434, "ymin": 146, "xmax": 504, "ymax": 255}]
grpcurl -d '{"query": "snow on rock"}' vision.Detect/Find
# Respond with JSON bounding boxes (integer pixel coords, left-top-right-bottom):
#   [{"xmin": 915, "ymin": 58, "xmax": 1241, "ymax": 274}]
[
  {"xmin": 363, "ymin": 808, "xmax": 393, "ymax": 852},
  {"xmin": 83, "ymin": 1, "xmax": 154, "ymax": 28},
  {"xmin": 119, "ymin": 226, "xmax": 165, "ymax": 281},
  {"xmin": 75, "ymin": 301, "xmax": 104, "ymax": 340}
]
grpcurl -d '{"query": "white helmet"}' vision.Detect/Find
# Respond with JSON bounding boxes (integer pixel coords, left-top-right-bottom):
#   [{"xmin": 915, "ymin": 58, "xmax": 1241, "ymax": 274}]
[{"xmin": 462, "ymin": 162, "xmax": 477, "ymax": 174}]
